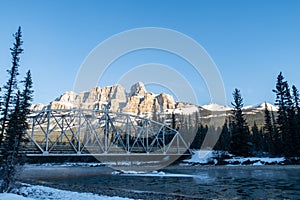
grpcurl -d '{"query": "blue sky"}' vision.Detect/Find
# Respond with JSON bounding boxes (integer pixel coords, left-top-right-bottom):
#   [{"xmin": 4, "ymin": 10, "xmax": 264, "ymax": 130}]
[{"xmin": 0, "ymin": 0, "xmax": 300, "ymax": 106}]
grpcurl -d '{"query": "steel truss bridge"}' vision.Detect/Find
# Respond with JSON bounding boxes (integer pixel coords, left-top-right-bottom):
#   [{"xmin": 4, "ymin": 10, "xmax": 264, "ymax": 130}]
[{"xmin": 24, "ymin": 108, "xmax": 191, "ymax": 158}]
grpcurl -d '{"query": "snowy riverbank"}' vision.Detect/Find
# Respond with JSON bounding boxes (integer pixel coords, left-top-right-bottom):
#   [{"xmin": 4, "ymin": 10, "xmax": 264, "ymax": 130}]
[
  {"xmin": 182, "ymin": 150, "xmax": 287, "ymax": 165},
  {"xmin": 0, "ymin": 183, "xmax": 132, "ymax": 200}
]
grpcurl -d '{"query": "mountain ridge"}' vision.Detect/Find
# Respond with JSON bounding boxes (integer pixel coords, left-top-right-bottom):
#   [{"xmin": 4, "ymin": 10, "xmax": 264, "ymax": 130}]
[{"xmin": 31, "ymin": 82, "xmax": 277, "ymax": 127}]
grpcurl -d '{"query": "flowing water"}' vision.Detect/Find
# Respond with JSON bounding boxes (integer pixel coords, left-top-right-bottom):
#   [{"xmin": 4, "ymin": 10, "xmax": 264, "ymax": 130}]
[{"xmin": 19, "ymin": 165, "xmax": 300, "ymax": 199}]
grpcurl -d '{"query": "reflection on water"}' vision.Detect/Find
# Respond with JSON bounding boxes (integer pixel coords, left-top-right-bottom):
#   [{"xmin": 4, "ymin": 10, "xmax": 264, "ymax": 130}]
[{"xmin": 20, "ymin": 165, "xmax": 300, "ymax": 199}]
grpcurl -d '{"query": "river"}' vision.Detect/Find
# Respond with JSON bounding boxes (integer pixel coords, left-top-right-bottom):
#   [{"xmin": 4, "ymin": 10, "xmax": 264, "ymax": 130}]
[{"xmin": 19, "ymin": 164, "xmax": 300, "ymax": 199}]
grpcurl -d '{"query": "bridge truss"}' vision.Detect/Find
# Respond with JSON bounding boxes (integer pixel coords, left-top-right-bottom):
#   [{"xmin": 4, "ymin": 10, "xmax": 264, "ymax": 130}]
[{"xmin": 24, "ymin": 108, "xmax": 191, "ymax": 157}]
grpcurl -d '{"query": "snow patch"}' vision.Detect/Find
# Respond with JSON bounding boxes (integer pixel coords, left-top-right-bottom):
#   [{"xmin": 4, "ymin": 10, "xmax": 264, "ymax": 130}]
[
  {"xmin": 183, "ymin": 150, "xmax": 221, "ymax": 164},
  {"xmin": 181, "ymin": 105, "xmax": 199, "ymax": 115},
  {"xmin": 0, "ymin": 193, "xmax": 35, "ymax": 200},
  {"xmin": 183, "ymin": 150, "xmax": 285, "ymax": 165},
  {"xmin": 201, "ymin": 103, "xmax": 231, "ymax": 111},
  {"xmin": 225, "ymin": 157, "xmax": 285, "ymax": 164},
  {"xmin": 17, "ymin": 183, "xmax": 132, "ymax": 200},
  {"xmin": 243, "ymin": 102, "xmax": 278, "ymax": 111},
  {"xmin": 112, "ymin": 170, "xmax": 193, "ymax": 178},
  {"xmin": 25, "ymin": 162, "xmax": 104, "ymax": 168}
]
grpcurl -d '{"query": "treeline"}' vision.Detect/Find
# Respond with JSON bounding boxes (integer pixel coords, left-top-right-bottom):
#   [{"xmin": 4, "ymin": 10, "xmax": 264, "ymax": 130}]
[
  {"xmin": 0, "ymin": 27, "xmax": 33, "ymax": 192},
  {"xmin": 188, "ymin": 72, "xmax": 300, "ymax": 158}
]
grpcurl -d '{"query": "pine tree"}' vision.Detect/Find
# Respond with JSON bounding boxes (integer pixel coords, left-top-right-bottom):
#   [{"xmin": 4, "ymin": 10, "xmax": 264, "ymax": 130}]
[
  {"xmin": 0, "ymin": 74, "xmax": 33, "ymax": 192},
  {"xmin": 230, "ymin": 88, "xmax": 252, "ymax": 156},
  {"xmin": 292, "ymin": 85, "xmax": 300, "ymax": 111},
  {"xmin": 264, "ymin": 103, "xmax": 273, "ymax": 136},
  {"xmin": 272, "ymin": 72, "xmax": 288, "ymax": 155},
  {"xmin": 292, "ymin": 85, "xmax": 300, "ymax": 157},
  {"xmin": 0, "ymin": 27, "xmax": 23, "ymax": 147},
  {"xmin": 252, "ymin": 122, "xmax": 263, "ymax": 153},
  {"xmin": 264, "ymin": 103, "xmax": 276, "ymax": 154},
  {"xmin": 214, "ymin": 120, "xmax": 230, "ymax": 151},
  {"xmin": 0, "ymin": 28, "xmax": 34, "ymax": 192},
  {"xmin": 285, "ymin": 83, "xmax": 297, "ymax": 157},
  {"xmin": 190, "ymin": 124, "xmax": 208, "ymax": 149},
  {"xmin": 0, "ymin": 92, "xmax": 23, "ymax": 192},
  {"xmin": 20, "ymin": 71, "xmax": 34, "ymax": 133},
  {"xmin": 272, "ymin": 72, "xmax": 299, "ymax": 157}
]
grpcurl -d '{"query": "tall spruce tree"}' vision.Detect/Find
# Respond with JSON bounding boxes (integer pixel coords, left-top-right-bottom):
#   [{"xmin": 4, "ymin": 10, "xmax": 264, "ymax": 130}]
[
  {"xmin": 0, "ymin": 27, "xmax": 23, "ymax": 147},
  {"xmin": 292, "ymin": 85, "xmax": 300, "ymax": 157},
  {"xmin": 264, "ymin": 103, "xmax": 274, "ymax": 135},
  {"xmin": 0, "ymin": 28, "xmax": 33, "ymax": 192},
  {"xmin": 230, "ymin": 88, "xmax": 252, "ymax": 156},
  {"xmin": 285, "ymin": 83, "xmax": 297, "ymax": 157},
  {"xmin": 272, "ymin": 72, "xmax": 300, "ymax": 157},
  {"xmin": 264, "ymin": 103, "xmax": 276, "ymax": 154},
  {"xmin": 0, "ymin": 92, "xmax": 23, "ymax": 192},
  {"xmin": 272, "ymin": 72, "xmax": 288, "ymax": 155}
]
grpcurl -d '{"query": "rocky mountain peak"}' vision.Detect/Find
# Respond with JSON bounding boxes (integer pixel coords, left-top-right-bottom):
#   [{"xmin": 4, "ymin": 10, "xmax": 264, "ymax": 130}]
[
  {"xmin": 33, "ymin": 82, "xmax": 182, "ymax": 116},
  {"xmin": 129, "ymin": 82, "xmax": 147, "ymax": 97}
]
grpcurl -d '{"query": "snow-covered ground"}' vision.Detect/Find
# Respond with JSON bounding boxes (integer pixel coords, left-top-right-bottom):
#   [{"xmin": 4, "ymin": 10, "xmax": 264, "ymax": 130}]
[
  {"xmin": 225, "ymin": 157, "xmax": 285, "ymax": 165},
  {"xmin": 0, "ymin": 183, "xmax": 132, "ymax": 200},
  {"xmin": 24, "ymin": 162, "xmax": 105, "ymax": 168},
  {"xmin": 0, "ymin": 193, "xmax": 35, "ymax": 200},
  {"xmin": 182, "ymin": 150, "xmax": 286, "ymax": 165},
  {"xmin": 183, "ymin": 150, "xmax": 219, "ymax": 164}
]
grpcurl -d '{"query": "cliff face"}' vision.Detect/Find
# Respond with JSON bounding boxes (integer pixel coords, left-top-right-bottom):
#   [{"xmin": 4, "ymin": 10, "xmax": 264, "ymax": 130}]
[
  {"xmin": 31, "ymin": 82, "xmax": 277, "ymax": 127},
  {"xmin": 34, "ymin": 82, "xmax": 191, "ymax": 116}
]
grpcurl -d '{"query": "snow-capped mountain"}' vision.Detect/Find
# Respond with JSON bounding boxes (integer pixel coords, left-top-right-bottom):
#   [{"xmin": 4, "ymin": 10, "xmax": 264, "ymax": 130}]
[
  {"xmin": 243, "ymin": 102, "xmax": 278, "ymax": 112},
  {"xmin": 31, "ymin": 82, "xmax": 278, "ymax": 127},
  {"xmin": 31, "ymin": 82, "xmax": 197, "ymax": 117},
  {"xmin": 200, "ymin": 102, "xmax": 278, "ymax": 112}
]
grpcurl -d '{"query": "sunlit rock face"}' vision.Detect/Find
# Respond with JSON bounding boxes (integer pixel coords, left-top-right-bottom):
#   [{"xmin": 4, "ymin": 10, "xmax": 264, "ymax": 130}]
[
  {"xmin": 37, "ymin": 82, "xmax": 185, "ymax": 115},
  {"xmin": 31, "ymin": 82, "xmax": 275, "ymax": 127}
]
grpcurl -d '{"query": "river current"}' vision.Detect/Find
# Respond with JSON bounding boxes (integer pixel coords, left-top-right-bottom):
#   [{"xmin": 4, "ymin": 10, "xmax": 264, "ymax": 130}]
[{"xmin": 19, "ymin": 165, "xmax": 300, "ymax": 199}]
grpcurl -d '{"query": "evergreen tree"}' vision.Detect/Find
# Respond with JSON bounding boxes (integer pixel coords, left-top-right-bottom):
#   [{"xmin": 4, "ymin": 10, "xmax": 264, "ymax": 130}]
[
  {"xmin": 0, "ymin": 28, "xmax": 34, "ymax": 192},
  {"xmin": 0, "ymin": 27, "xmax": 23, "ymax": 147},
  {"xmin": 285, "ymin": 83, "xmax": 297, "ymax": 157},
  {"xmin": 292, "ymin": 85, "xmax": 300, "ymax": 157},
  {"xmin": 20, "ymin": 70, "xmax": 34, "ymax": 134},
  {"xmin": 214, "ymin": 120, "xmax": 230, "ymax": 151},
  {"xmin": 230, "ymin": 89, "xmax": 252, "ymax": 156},
  {"xmin": 272, "ymin": 72, "xmax": 299, "ymax": 157},
  {"xmin": 0, "ymin": 92, "xmax": 23, "ymax": 192},
  {"xmin": 292, "ymin": 85, "xmax": 300, "ymax": 111},
  {"xmin": 171, "ymin": 113, "xmax": 176, "ymax": 130},
  {"xmin": 264, "ymin": 103, "xmax": 276, "ymax": 154},
  {"xmin": 264, "ymin": 103, "xmax": 274, "ymax": 136},
  {"xmin": 272, "ymin": 72, "xmax": 288, "ymax": 155},
  {"xmin": 252, "ymin": 122, "xmax": 263, "ymax": 153},
  {"xmin": 190, "ymin": 124, "xmax": 208, "ymax": 149}
]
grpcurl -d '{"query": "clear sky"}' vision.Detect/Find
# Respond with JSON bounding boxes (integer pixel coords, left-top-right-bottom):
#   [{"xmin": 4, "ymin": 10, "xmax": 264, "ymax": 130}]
[{"xmin": 0, "ymin": 0, "xmax": 300, "ymax": 106}]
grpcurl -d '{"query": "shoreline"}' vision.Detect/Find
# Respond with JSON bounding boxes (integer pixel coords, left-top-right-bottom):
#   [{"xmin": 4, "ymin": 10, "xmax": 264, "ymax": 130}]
[
  {"xmin": 16, "ymin": 164, "xmax": 300, "ymax": 200},
  {"xmin": 19, "ymin": 181, "xmax": 200, "ymax": 200}
]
